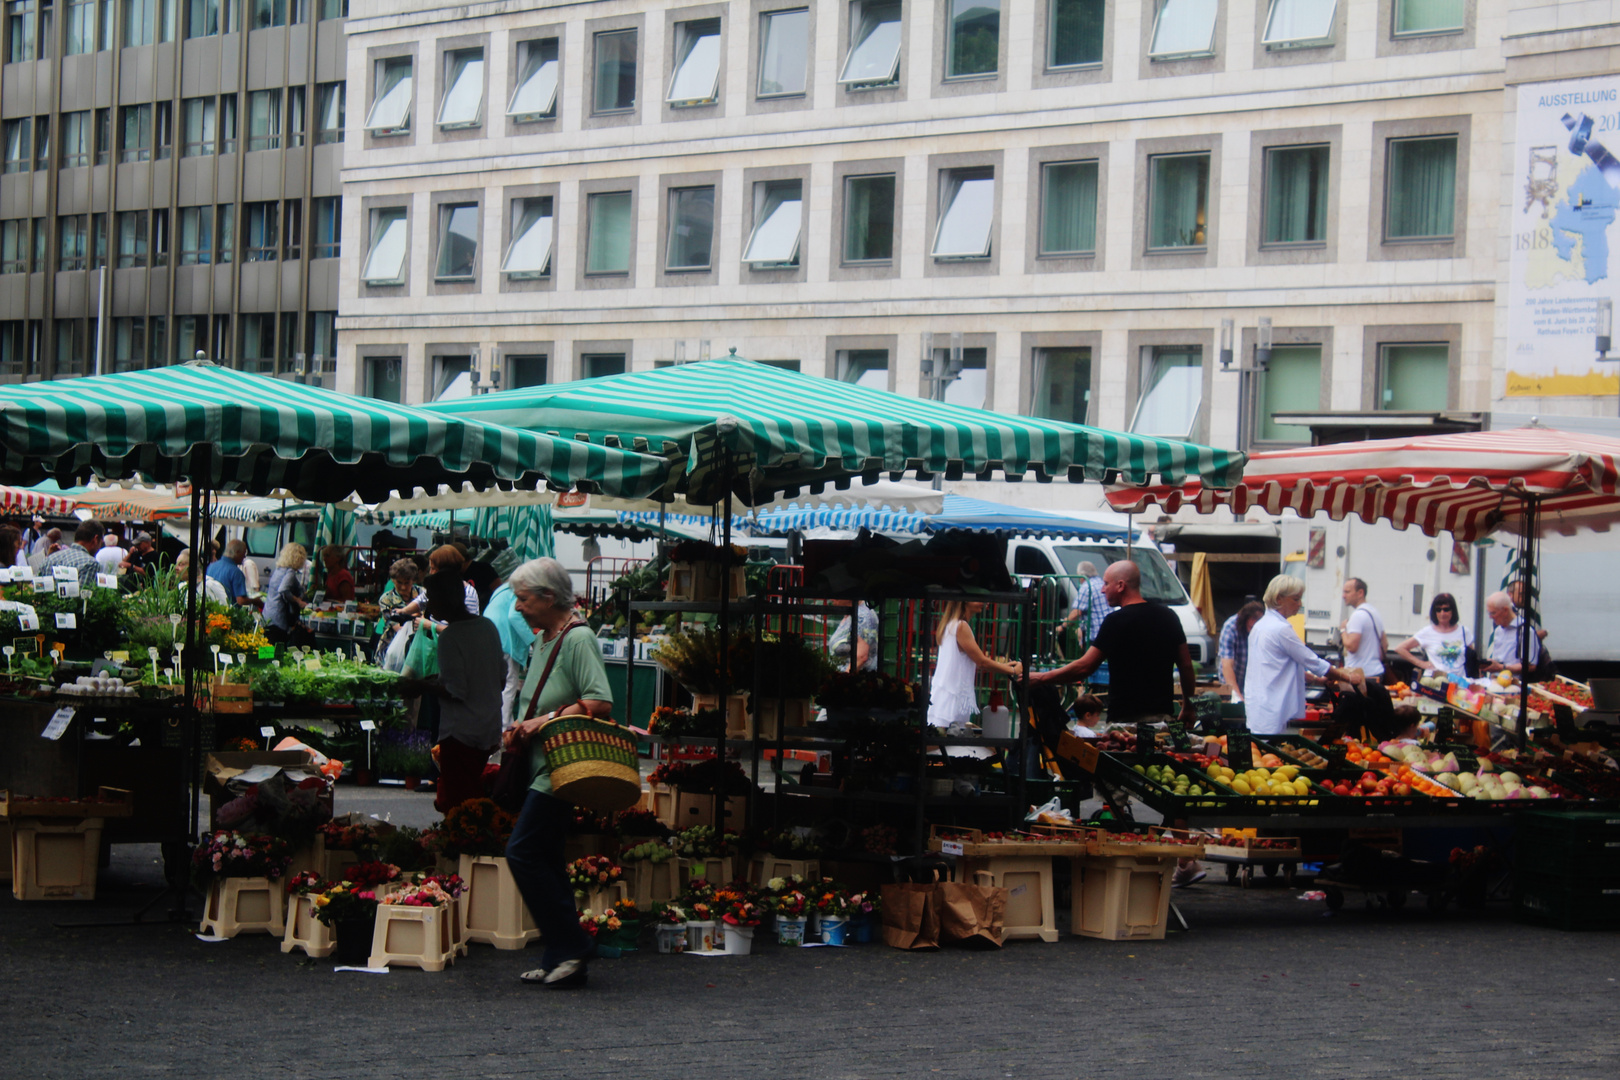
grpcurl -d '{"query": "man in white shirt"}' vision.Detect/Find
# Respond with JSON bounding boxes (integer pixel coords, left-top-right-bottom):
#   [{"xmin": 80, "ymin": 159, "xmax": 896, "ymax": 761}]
[
  {"xmin": 96, "ymin": 534, "xmax": 129, "ymax": 575},
  {"xmin": 1485, "ymin": 591, "xmax": 1541, "ymax": 675},
  {"xmin": 1339, "ymin": 578, "xmax": 1386, "ymax": 679}
]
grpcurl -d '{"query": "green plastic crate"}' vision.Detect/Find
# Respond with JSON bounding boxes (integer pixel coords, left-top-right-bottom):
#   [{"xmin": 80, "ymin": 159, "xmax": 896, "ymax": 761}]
[{"xmin": 1511, "ymin": 870, "xmax": 1620, "ymax": 931}]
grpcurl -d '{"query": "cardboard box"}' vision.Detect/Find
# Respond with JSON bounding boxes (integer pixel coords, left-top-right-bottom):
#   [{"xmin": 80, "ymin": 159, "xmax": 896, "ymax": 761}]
[{"xmin": 203, "ymin": 751, "xmax": 332, "ymax": 831}]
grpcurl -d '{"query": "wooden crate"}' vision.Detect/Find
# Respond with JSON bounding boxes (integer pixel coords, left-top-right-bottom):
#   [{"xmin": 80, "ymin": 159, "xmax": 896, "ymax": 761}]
[
  {"xmin": 10, "ymin": 817, "xmax": 104, "ymax": 901},
  {"xmin": 928, "ymin": 826, "xmax": 1089, "ymax": 859},
  {"xmin": 667, "ymin": 562, "xmax": 748, "ymax": 603},
  {"xmin": 210, "ymin": 677, "xmax": 253, "ymax": 715}
]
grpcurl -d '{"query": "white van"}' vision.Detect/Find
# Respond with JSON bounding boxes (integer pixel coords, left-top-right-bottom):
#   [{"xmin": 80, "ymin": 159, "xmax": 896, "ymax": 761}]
[{"xmin": 1006, "ymin": 535, "xmax": 1216, "ymax": 666}]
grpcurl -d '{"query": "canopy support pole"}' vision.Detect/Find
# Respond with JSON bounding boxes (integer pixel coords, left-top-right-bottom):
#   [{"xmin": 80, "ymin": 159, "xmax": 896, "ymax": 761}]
[{"xmin": 1516, "ymin": 498, "xmax": 1539, "ymax": 750}]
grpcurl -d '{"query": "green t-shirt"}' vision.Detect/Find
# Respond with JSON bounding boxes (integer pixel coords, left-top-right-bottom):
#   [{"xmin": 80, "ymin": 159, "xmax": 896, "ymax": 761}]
[{"xmin": 519, "ymin": 625, "xmax": 615, "ymax": 794}]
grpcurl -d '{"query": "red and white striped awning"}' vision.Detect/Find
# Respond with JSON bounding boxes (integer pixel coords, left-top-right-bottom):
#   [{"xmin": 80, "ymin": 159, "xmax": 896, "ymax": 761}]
[
  {"xmin": 0, "ymin": 484, "xmax": 82, "ymax": 516},
  {"xmin": 1106, "ymin": 427, "xmax": 1620, "ymax": 542}
]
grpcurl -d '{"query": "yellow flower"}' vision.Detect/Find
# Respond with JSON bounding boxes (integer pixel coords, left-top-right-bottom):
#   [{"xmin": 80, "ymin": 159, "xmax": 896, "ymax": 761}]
[{"xmin": 314, "ymin": 896, "xmax": 329, "ymax": 907}]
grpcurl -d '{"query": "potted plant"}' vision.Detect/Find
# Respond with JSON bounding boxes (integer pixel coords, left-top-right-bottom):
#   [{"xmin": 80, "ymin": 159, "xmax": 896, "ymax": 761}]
[
  {"xmin": 192, "ymin": 830, "xmax": 293, "ymax": 938},
  {"xmin": 378, "ymin": 729, "xmax": 434, "ymax": 789},
  {"xmin": 715, "ymin": 887, "xmax": 763, "ymax": 955},
  {"xmin": 652, "ymin": 902, "xmax": 689, "ymax": 953},
  {"xmin": 810, "ymin": 880, "xmax": 853, "ymax": 945},
  {"xmin": 567, "ymin": 854, "xmax": 625, "ymax": 913},
  {"xmin": 767, "ymin": 883, "xmax": 810, "ymax": 946},
  {"xmin": 312, "ymin": 880, "xmax": 383, "ymax": 965},
  {"xmin": 847, "ymin": 890, "xmax": 882, "ymax": 944}
]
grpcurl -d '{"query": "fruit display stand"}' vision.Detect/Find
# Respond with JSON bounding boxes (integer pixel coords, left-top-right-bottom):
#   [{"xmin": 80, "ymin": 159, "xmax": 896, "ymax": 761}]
[
  {"xmin": 928, "ymin": 828, "xmax": 1093, "ymax": 943},
  {"xmin": 1201, "ymin": 831, "xmax": 1303, "ymax": 886}
]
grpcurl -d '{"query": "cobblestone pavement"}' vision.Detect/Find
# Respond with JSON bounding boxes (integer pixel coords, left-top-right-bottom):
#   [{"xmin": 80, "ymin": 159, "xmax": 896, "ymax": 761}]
[{"xmin": 3, "ymin": 791, "xmax": 1617, "ymax": 1080}]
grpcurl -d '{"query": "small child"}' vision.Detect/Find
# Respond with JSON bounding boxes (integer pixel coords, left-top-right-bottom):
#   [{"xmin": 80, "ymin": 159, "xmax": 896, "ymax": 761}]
[{"xmin": 1069, "ymin": 693, "xmax": 1104, "ymax": 738}]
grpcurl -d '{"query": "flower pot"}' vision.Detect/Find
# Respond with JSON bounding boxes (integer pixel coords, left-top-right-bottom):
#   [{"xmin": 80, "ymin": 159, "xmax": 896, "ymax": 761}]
[
  {"xmin": 403, "ymin": 776, "xmax": 421, "ymax": 792},
  {"xmin": 351, "ymin": 769, "xmax": 376, "ymax": 787},
  {"xmin": 775, "ymin": 915, "xmax": 807, "ymax": 946},
  {"xmin": 853, "ymin": 914, "xmax": 875, "ymax": 944},
  {"xmin": 819, "ymin": 915, "xmax": 850, "ymax": 946},
  {"xmin": 654, "ymin": 923, "xmax": 687, "ymax": 954},
  {"xmin": 722, "ymin": 924, "xmax": 755, "ymax": 955},
  {"xmin": 334, "ymin": 915, "xmax": 376, "ymax": 965},
  {"xmin": 686, "ymin": 919, "xmax": 717, "ymax": 952},
  {"xmin": 807, "ymin": 911, "xmax": 820, "ymax": 940}
]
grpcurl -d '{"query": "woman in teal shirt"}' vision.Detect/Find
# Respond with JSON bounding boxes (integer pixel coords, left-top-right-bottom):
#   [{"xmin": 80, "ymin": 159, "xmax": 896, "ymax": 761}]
[{"xmin": 501, "ymin": 557, "xmax": 613, "ymax": 990}]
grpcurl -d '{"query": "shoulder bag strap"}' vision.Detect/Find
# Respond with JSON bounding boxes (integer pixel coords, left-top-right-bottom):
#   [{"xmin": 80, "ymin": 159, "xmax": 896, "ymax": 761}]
[{"xmin": 521, "ymin": 618, "xmax": 586, "ymax": 723}]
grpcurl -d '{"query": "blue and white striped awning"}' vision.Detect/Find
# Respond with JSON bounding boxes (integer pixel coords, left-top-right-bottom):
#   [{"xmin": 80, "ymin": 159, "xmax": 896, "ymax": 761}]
[{"xmin": 750, "ymin": 494, "xmax": 1131, "ymax": 541}]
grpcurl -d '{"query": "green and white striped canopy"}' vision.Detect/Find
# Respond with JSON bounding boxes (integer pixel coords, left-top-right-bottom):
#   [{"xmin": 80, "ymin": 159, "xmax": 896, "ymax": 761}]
[
  {"xmin": 426, "ymin": 356, "xmax": 1245, "ymax": 506},
  {"xmin": 0, "ymin": 361, "xmax": 672, "ymax": 503}
]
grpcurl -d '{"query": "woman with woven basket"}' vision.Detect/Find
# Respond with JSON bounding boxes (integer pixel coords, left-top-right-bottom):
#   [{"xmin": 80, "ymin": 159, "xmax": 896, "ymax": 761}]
[{"xmin": 502, "ymin": 557, "xmax": 614, "ymax": 990}]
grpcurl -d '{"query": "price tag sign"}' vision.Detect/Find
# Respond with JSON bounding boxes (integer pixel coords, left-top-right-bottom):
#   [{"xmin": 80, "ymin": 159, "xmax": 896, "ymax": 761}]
[
  {"xmin": 60, "ymin": 580, "xmax": 81, "ymax": 599},
  {"xmin": 55, "ymin": 612, "xmax": 77, "ymax": 630},
  {"xmin": 1435, "ymin": 707, "xmax": 1455, "ymax": 744},
  {"xmin": 258, "ymin": 645, "xmax": 276, "ymax": 660},
  {"xmin": 31, "ymin": 579, "xmax": 48, "ymax": 594},
  {"xmin": 304, "ymin": 657, "xmax": 322, "ymax": 671},
  {"xmin": 18, "ymin": 608, "xmax": 37, "ymax": 631},
  {"xmin": 1226, "ymin": 729, "xmax": 1253, "ymax": 771},
  {"xmin": 359, "ymin": 719, "xmax": 376, "ymax": 731},
  {"xmin": 1165, "ymin": 715, "xmax": 1192, "ymax": 751},
  {"xmin": 940, "ymin": 840, "xmax": 964, "ymax": 857},
  {"xmin": 42, "ymin": 706, "xmax": 75, "ymax": 740},
  {"xmin": 260, "ymin": 726, "xmax": 276, "ymax": 739},
  {"xmin": 51, "ymin": 566, "xmax": 77, "ymax": 582},
  {"xmin": 1135, "ymin": 721, "xmax": 1155, "ymax": 756},
  {"xmin": 111, "ymin": 651, "xmax": 129, "ymax": 662},
  {"xmin": 97, "ymin": 573, "xmax": 118, "ymax": 589},
  {"xmin": 0, "ymin": 567, "xmax": 12, "ymax": 583}
]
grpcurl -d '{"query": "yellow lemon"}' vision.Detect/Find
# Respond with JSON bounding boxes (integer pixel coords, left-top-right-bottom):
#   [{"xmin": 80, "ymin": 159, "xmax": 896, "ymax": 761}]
[{"xmin": 1230, "ymin": 778, "xmax": 1253, "ymax": 795}]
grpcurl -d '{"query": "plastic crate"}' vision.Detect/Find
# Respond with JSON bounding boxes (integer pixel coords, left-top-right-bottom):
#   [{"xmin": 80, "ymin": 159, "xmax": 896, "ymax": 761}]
[
  {"xmin": 10, "ymin": 817, "xmax": 104, "ymax": 901},
  {"xmin": 1511, "ymin": 870, "xmax": 1620, "ymax": 931},
  {"xmin": 1096, "ymin": 752, "xmax": 1239, "ymax": 815},
  {"xmin": 1255, "ymin": 734, "xmax": 1334, "ymax": 770},
  {"xmin": 1070, "ymin": 854, "xmax": 1177, "ymax": 941},
  {"xmin": 1515, "ymin": 811, "xmax": 1620, "ymax": 877}
]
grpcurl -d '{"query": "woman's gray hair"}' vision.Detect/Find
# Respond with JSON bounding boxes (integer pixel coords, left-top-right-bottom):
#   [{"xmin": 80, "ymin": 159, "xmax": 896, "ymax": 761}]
[
  {"xmin": 508, "ymin": 557, "xmax": 576, "ymax": 604},
  {"xmin": 1262, "ymin": 573, "xmax": 1306, "ymax": 609},
  {"xmin": 388, "ymin": 558, "xmax": 418, "ymax": 583}
]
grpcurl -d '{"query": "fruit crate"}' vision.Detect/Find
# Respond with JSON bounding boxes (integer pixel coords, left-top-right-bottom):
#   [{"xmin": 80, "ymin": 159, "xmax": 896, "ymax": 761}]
[
  {"xmin": 1203, "ymin": 835, "xmax": 1304, "ymax": 861},
  {"xmin": 0, "ymin": 787, "xmax": 134, "ymax": 819},
  {"xmin": 1514, "ymin": 810, "xmax": 1620, "ymax": 877},
  {"xmin": 1255, "ymin": 735, "xmax": 1334, "ymax": 771},
  {"xmin": 1307, "ymin": 773, "xmax": 1451, "ymax": 813},
  {"xmin": 927, "ymin": 826, "xmax": 1091, "ymax": 858},
  {"xmin": 1095, "ymin": 752, "xmax": 1241, "ymax": 815},
  {"xmin": 1511, "ymin": 870, "xmax": 1620, "ymax": 930}
]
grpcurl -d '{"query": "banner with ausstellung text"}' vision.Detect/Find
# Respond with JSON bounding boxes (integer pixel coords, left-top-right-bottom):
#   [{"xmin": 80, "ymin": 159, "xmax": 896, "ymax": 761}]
[{"xmin": 1507, "ymin": 77, "xmax": 1620, "ymax": 397}]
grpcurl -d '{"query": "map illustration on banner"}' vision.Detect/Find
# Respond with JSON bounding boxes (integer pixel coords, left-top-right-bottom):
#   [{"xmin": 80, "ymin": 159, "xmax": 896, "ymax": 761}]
[{"xmin": 1508, "ymin": 78, "xmax": 1620, "ymax": 397}]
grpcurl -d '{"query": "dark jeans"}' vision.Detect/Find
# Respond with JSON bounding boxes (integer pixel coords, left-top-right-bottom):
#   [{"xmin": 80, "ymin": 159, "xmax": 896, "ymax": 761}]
[{"xmin": 505, "ymin": 790, "xmax": 591, "ymax": 969}]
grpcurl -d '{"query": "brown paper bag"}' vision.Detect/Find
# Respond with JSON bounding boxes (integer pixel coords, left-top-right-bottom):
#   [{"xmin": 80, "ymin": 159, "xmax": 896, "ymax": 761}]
[
  {"xmin": 938, "ymin": 881, "xmax": 1008, "ymax": 948},
  {"xmin": 879, "ymin": 883, "xmax": 940, "ymax": 950}
]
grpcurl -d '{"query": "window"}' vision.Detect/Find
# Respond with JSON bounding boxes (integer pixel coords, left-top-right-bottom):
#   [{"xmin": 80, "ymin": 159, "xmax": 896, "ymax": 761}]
[
  {"xmin": 182, "ymin": 96, "xmax": 215, "ymax": 156},
  {"xmin": 286, "ymin": 86, "xmax": 305, "ymax": 147},
  {"xmin": 312, "ymin": 197, "xmax": 339, "ymax": 258},
  {"xmin": 844, "ymin": 173, "xmax": 894, "ymax": 262},
  {"xmin": 1039, "ymin": 160, "xmax": 1097, "ymax": 255},
  {"xmin": 593, "ymin": 29, "xmax": 637, "ymax": 113},
  {"xmin": 837, "ymin": 348, "xmax": 888, "ymax": 389},
  {"xmin": 317, "ymin": 0, "xmax": 341, "ymax": 18},
  {"xmin": 839, "ymin": 1, "xmax": 900, "ymax": 87},
  {"xmin": 150, "ymin": 207, "xmax": 168, "ymax": 266},
  {"xmin": 3, "ymin": 119, "xmax": 29, "ymax": 173},
  {"xmin": 1049, "ymin": 0, "xmax": 1103, "ymax": 69},
  {"xmin": 1148, "ymin": 0, "xmax": 1217, "ymax": 59},
  {"xmin": 157, "ymin": 0, "xmax": 175, "ymax": 38},
  {"xmin": 932, "ymin": 167, "xmax": 994, "ymax": 259},
  {"xmin": 584, "ymin": 353, "xmax": 625, "ymax": 379},
  {"xmin": 1385, "ymin": 136, "xmax": 1456, "ymax": 240},
  {"xmin": 946, "ymin": 0, "xmax": 998, "ymax": 79},
  {"xmin": 507, "ymin": 38, "xmax": 558, "ymax": 120},
  {"xmin": 246, "ymin": 89, "xmax": 281, "ymax": 150},
  {"xmin": 305, "ymin": 311, "xmax": 334, "ymax": 370},
  {"xmin": 438, "ymin": 47, "xmax": 484, "ymax": 128},
  {"xmin": 584, "ymin": 191, "xmax": 632, "ymax": 275},
  {"xmin": 1379, "ymin": 343, "xmax": 1448, "ymax": 410},
  {"xmin": 665, "ymin": 186, "xmax": 714, "ymax": 271},
  {"xmin": 1, "ymin": 220, "xmax": 25, "ymax": 273},
  {"xmin": 1130, "ymin": 346, "xmax": 1203, "ymax": 438},
  {"xmin": 185, "ymin": 0, "xmax": 217, "ymax": 36},
  {"xmin": 315, "ymin": 82, "xmax": 344, "ymax": 143},
  {"xmin": 123, "ymin": 0, "xmax": 152, "ymax": 44},
  {"xmin": 429, "ymin": 354, "xmax": 471, "ymax": 399},
  {"xmin": 29, "ymin": 216, "xmax": 45, "ymax": 271},
  {"xmin": 177, "ymin": 206, "xmax": 211, "ymax": 264},
  {"xmin": 64, "ymin": 0, "xmax": 102, "ymax": 54},
  {"xmin": 1256, "ymin": 345, "xmax": 1320, "ymax": 442},
  {"xmin": 362, "ymin": 207, "xmax": 407, "ymax": 285},
  {"xmin": 743, "ymin": 179, "xmax": 802, "ymax": 266},
  {"xmin": 364, "ymin": 355, "xmax": 402, "ymax": 402},
  {"xmin": 112, "ymin": 317, "xmax": 145, "ymax": 371},
  {"xmin": 90, "ymin": 212, "xmax": 107, "ymax": 268},
  {"xmin": 250, "ymin": 0, "xmax": 283, "ymax": 29},
  {"xmin": 215, "ymin": 203, "xmax": 233, "ymax": 262},
  {"xmin": 1263, "ymin": 0, "xmax": 1335, "ymax": 47},
  {"xmin": 758, "ymin": 8, "xmax": 808, "ymax": 97},
  {"xmin": 667, "ymin": 18, "xmax": 721, "ymax": 106},
  {"xmin": 1262, "ymin": 144, "xmax": 1327, "ymax": 245},
  {"xmin": 119, "ymin": 104, "xmax": 151, "ymax": 162},
  {"xmin": 282, "ymin": 198, "xmax": 301, "ymax": 260},
  {"xmin": 6, "ymin": 0, "xmax": 33, "ymax": 62},
  {"xmin": 0, "ymin": 320, "xmax": 27, "ymax": 373},
  {"xmin": 55, "ymin": 219, "xmax": 85, "ymax": 271},
  {"xmin": 1030, "ymin": 347, "xmax": 1090, "ymax": 423},
  {"xmin": 93, "ymin": 107, "xmax": 110, "ymax": 164},
  {"xmin": 501, "ymin": 197, "xmax": 551, "ymax": 278},
  {"xmin": 1394, "ymin": 0, "xmax": 1462, "ymax": 37},
  {"xmin": 1147, "ymin": 153, "xmax": 1209, "ymax": 250},
  {"xmin": 435, "ymin": 202, "xmax": 477, "ymax": 280},
  {"xmin": 32, "ymin": 116, "xmax": 48, "ymax": 170},
  {"xmin": 240, "ymin": 313, "xmax": 272, "ymax": 373},
  {"xmin": 507, "ymin": 353, "xmax": 546, "ymax": 389},
  {"xmin": 154, "ymin": 100, "xmax": 172, "ymax": 159},
  {"xmin": 173, "ymin": 315, "xmax": 202, "ymax": 362},
  {"xmin": 218, "ymin": 93, "xmax": 236, "ymax": 152},
  {"xmin": 364, "ymin": 56, "xmax": 412, "ymax": 135},
  {"xmin": 116, "ymin": 210, "xmax": 146, "ymax": 267},
  {"xmin": 243, "ymin": 202, "xmax": 276, "ymax": 261},
  {"xmin": 57, "ymin": 320, "xmax": 88, "ymax": 376},
  {"xmin": 934, "ymin": 346, "xmax": 987, "ymax": 407}
]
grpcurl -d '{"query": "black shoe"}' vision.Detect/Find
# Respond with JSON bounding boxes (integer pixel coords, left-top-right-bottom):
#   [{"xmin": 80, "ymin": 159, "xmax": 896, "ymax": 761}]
[
  {"xmin": 542, "ymin": 958, "xmax": 588, "ymax": 989},
  {"xmin": 518, "ymin": 967, "xmax": 549, "ymax": 984}
]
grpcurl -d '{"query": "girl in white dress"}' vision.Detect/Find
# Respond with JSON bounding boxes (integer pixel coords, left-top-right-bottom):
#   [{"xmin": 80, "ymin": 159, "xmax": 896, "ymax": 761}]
[{"xmin": 927, "ymin": 600, "xmax": 1023, "ymax": 729}]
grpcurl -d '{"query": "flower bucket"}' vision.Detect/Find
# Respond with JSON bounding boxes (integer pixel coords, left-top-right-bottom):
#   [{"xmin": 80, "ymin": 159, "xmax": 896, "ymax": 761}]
[
  {"xmin": 686, "ymin": 919, "xmax": 717, "ymax": 952},
  {"xmin": 655, "ymin": 923, "xmax": 687, "ymax": 954},
  {"xmin": 775, "ymin": 915, "xmax": 807, "ymax": 946},
  {"xmin": 807, "ymin": 911, "xmax": 820, "ymax": 940},
  {"xmin": 334, "ymin": 915, "xmax": 376, "ymax": 966},
  {"xmin": 820, "ymin": 915, "xmax": 850, "ymax": 946},
  {"xmin": 853, "ymin": 914, "xmax": 875, "ymax": 944},
  {"xmin": 722, "ymin": 925, "xmax": 755, "ymax": 955}
]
